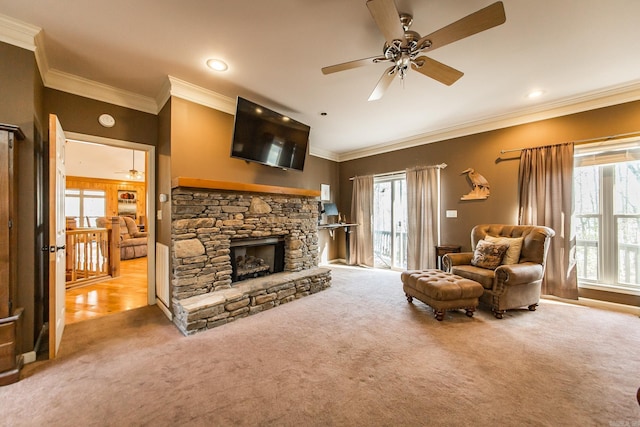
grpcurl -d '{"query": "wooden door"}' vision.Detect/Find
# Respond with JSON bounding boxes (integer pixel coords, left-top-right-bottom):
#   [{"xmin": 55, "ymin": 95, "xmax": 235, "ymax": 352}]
[{"xmin": 48, "ymin": 114, "xmax": 67, "ymax": 358}]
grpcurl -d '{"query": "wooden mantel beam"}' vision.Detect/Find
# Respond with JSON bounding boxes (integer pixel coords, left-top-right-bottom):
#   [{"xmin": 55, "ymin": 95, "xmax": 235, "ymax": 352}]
[{"xmin": 171, "ymin": 177, "xmax": 321, "ymax": 197}]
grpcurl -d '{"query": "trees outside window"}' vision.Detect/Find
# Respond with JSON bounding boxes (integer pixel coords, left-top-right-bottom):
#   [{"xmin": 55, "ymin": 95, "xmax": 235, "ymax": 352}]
[{"xmin": 574, "ymin": 157, "xmax": 640, "ymax": 291}]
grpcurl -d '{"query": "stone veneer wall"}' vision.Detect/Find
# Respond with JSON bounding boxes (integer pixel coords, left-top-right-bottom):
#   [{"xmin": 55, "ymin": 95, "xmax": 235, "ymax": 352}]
[{"xmin": 170, "ymin": 186, "xmax": 329, "ymax": 334}]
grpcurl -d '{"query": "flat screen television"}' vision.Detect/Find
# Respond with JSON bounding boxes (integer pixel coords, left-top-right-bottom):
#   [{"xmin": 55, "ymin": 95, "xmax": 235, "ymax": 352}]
[{"xmin": 230, "ymin": 97, "xmax": 310, "ymax": 171}]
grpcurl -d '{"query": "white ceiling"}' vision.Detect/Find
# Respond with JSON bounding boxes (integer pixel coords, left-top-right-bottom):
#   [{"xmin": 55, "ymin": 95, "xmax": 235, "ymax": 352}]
[
  {"xmin": 66, "ymin": 141, "xmax": 146, "ymax": 182},
  {"xmin": 1, "ymin": 0, "xmax": 640, "ymax": 160}
]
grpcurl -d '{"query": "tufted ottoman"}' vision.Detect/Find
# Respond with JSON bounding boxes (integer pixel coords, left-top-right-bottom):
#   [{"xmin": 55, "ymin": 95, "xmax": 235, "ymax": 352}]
[{"xmin": 401, "ymin": 270, "xmax": 484, "ymax": 321}]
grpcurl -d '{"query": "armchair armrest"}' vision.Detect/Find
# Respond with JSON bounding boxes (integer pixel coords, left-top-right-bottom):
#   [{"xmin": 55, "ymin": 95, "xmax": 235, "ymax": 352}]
[
  {"xmin": 442, "ymin": 252, "xmax": 473, "ymax": 271},
  {"xmin": 133, "ymin": 231, "xmax": 148, "ymax": 238},
  {"xmin": 494, "ymin": 262, "xmax": 543, "ymax": 286}
]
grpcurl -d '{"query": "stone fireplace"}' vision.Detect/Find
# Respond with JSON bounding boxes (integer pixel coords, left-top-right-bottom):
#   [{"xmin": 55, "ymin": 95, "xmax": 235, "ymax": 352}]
[
  {"xmin": 169, "ymin": 179, "xmax": 331, "ymax": 335},
  {"xmin": 230, "ymin": 237, "xmax": 285, "ymax": 282}
]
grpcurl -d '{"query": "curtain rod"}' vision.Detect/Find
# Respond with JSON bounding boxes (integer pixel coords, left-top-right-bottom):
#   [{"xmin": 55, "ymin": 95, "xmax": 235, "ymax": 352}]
[
  {"xmin": 500, "ymin": 131, "xmax": 640, "ymax": 154},
  {"xmin": 349, "ymin": 163, "xmax": 447, "ymax": 181}
]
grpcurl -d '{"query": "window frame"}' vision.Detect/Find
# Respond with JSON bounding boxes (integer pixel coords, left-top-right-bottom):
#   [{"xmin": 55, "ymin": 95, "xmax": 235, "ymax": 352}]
[
  {"xmin": 65, "ymin": 188, "xmax": 106, "ymax": 228},
  {"xmin": 574, "ymin": 144, "xmax": 640, "ymax": 295}
]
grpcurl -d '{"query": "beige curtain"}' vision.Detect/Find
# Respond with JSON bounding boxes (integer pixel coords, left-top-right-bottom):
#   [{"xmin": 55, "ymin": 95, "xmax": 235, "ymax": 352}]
[
  {"xmin": 406, "ymin": 167, "xmax": 439, "ymax": 270},
  {"xmin": 350, "ymin": 175, "xmax": 374, "ymax": 267},
  {"xmin": 518, "ymin": 143, "xmax": 578, "ymax": 299}
]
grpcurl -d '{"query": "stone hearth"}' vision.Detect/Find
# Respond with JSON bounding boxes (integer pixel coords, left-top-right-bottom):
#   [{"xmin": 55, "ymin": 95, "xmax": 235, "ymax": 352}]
[{"xmin": 170, "ymin": 181, "xmax": 331, "ymax": 335}]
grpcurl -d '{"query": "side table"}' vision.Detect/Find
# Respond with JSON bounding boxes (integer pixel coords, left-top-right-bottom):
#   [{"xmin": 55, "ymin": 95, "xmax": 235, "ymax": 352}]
[{"xmin": 435, "ymin": 245, "xmax": 461, "ymax": 270}]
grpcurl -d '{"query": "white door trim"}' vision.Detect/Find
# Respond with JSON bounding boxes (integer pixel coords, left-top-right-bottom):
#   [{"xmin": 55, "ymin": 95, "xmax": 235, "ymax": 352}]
[{"xmin": 64, "ymin": 131, "xmax": 157, "ymax": 305}]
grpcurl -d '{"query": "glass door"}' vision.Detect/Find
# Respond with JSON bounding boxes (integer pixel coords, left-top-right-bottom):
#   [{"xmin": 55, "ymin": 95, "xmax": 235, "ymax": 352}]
[{"xmin": 373, "ymin": 175, "xmax": 407, "ymax": 269}]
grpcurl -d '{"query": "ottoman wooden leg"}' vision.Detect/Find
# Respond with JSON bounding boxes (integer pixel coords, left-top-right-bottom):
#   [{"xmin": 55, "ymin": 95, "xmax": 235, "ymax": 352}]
[
  {"xmin": 405, "ymin": 294, "xmax": 413, "ymax": 303},
  {"xmin": 465, "ymin": 308, "xmax": 475, "ymax": 317},
  {"xmin": 434, "ymin": 309, "xmax": 445, "ymax": 321}
]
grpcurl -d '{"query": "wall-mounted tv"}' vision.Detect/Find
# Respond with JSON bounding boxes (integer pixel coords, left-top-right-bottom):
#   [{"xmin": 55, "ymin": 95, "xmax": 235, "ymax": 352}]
[{"xmin": 230, "ymin": 97, "xmax": 310, "ymax": 172}]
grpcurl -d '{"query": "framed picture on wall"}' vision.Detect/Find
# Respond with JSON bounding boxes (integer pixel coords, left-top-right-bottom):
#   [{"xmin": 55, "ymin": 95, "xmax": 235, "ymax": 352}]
[{"xmin": 117, "ymin": 190, "xmax": 137, "ymax": 218}]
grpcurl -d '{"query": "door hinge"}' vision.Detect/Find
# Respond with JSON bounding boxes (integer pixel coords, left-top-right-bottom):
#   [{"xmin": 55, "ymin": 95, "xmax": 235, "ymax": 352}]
[{"xmin": 8, "ymin": 219, "xmax": 12, "ymax": 229}]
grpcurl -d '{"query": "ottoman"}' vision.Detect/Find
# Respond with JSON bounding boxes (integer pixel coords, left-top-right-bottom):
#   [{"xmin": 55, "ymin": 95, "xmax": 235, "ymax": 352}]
[{"xmin": 401, "ymin": 269, "xmax": 484, "ymax": 321}]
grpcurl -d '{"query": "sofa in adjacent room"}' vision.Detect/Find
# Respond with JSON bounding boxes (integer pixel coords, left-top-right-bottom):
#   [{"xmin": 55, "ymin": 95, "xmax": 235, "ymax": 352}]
[{"xmin": 96, "ymin": 216, "xmax": 148, "ymax": 260}]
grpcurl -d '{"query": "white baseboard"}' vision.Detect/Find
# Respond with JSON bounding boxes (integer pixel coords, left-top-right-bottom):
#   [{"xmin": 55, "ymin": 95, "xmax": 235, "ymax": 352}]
[
  {"xmin": 542, "ymin": 295, "xmax": 640, "ymax": 316},
  {"xmin": 155, "ymin": 298, "xmax": 172, "ymax": 320},
  {"xmin": 22, "ymin": 351, "xmax": 36, "ymax": 365}
]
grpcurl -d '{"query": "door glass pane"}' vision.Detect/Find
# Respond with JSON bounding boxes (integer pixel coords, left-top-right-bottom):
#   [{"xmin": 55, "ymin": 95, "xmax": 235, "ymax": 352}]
[
  {"xmin": 393, "ymin": 179, "xmax": 407, "ymax": 269},
  {"xmin": 373, "ymin": 182, "xmax": 392, "ymax": 268}
]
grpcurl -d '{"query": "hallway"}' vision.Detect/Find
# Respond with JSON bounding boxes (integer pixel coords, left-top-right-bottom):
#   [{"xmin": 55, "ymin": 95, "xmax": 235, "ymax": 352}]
[{"xmin": 65, "ymin": 257, "xmax": 148, "ymax": 324}]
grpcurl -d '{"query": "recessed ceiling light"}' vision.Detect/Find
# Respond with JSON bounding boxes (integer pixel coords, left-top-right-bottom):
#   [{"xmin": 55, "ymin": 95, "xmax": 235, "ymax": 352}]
[
  {"xmin": 527, "ymin": 89, "xmax": 545, "ymax": 99},
  {"xmin": 206, "ymin": 58, "xmax": 228, "ymax": 72}
]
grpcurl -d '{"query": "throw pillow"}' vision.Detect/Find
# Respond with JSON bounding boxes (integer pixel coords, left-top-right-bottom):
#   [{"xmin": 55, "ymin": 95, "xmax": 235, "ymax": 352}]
[
  {"xmin": 484, "ymin": 235, "xmax": 524, "ymax": 265},
  {"xmin": 471, "ymin": 239, "xmax": 509, "ymax": 270}
]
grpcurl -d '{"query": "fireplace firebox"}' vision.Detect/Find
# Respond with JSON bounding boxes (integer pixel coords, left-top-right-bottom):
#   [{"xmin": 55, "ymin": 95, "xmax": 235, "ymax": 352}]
[{"xmin": 230, "ymin": 237, "xmax": 285, "ymax": 283}]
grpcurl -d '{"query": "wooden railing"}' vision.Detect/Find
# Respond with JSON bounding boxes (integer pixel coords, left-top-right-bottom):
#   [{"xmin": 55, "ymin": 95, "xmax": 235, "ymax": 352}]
[{"xmin": 65, "ymin": 218, "xmax": 121, "ymax": 288}]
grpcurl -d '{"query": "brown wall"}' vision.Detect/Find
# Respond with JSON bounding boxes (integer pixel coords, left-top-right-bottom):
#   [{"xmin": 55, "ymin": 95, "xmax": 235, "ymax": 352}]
[
  {"xmin": 43, "ymin": 89, "xmax": 158, "ymax": 146},
  {"xmin": 339, "ymin": 100, "xmax": 640, "ymax": 254},
  {"xmin": 169, "ymin": 97, "xmax": 340, "ymax": 260},
  {"xmin": 169, "ymin": 97, "xmax": 337, "ymax": 189},
  {"xmin": 156, "ymin": 100, "xmax": 172, "ymax": 246}
]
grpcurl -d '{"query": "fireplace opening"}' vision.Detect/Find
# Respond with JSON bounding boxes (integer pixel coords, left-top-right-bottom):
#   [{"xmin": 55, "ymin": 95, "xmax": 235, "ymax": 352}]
[{"xmin": 230, "ymin": 237, "xmax": 285, "ymax": 283}]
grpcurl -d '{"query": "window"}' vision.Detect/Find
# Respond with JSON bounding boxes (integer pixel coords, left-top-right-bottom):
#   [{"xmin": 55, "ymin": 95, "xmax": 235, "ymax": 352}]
[
  {"xmin": 574, "ymin": 142, "xmax": 640, "ymax": 294},
  {"xmin": 65, "ymin": 189, "xmax": 106, "ymax": 227}
]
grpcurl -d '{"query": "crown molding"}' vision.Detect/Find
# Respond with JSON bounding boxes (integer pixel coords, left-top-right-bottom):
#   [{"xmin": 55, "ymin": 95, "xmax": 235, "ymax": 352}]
[
  {"xmin": 43, "ymin": 68, "xmax": 158, "ymax": 114},
  {"xmin": 337, "ymin": 80, "xmax": 640, "ymax": 162},
  {"xmin": 0, "ymin": 13, "xmax": 39, "ymax": 51},
  {"xmin": 165, "ymin": 76, "xmax": 236, "ymax": 115},
  {"xmin": 3, "ymin": 12, "xmax": 640, "ymax": 162},
  {"xmin": 309, "ymin": 145, "xmax": 339, "ymax": 162}
]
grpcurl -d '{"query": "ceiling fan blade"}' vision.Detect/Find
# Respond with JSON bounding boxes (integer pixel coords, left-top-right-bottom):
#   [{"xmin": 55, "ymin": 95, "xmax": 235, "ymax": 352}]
[
  {"xmin": 321, "ymin": 56, "xmax": 386, "ymax": 75},
  {"xmin": 366, "ymin": 0, "xmax": 405, "ymax": 45},
  {"xmin": 417, "ymin": 1, "xmax": 506, "ymax": 53},
  {"xmin": 368, "ymin": 66, "xmax": 396, "ymax": 101},
  {"xmin": 411, "ymin": 56, "xmax": 464, "ymax": 86}
]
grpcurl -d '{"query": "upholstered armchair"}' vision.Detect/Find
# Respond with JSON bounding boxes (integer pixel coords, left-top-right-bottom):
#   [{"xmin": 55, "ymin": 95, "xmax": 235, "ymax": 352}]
[
  {"xmin": 443, "ymin": 224, "xmax": 555, "ymax": 318},
  {"xmin": 96, "ymin": 216, "xmax": 148, "ymax": 260}
]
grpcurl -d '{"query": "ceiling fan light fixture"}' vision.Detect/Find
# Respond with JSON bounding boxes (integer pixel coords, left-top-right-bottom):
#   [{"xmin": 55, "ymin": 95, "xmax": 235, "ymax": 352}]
[
  {"xmin": 126, "ymin": 150, "xmax": 144, "ymax": 180},
  {"xmin": 322, "ymin": 0, "xmax": 506, "ymax": 100},
  {"xmin": 127, "ymin": 170, "xmax": 143, "ymax": 180},
  {"xmin": 206, "ymin": 58, "xmax": 228, "ymax": 72}
]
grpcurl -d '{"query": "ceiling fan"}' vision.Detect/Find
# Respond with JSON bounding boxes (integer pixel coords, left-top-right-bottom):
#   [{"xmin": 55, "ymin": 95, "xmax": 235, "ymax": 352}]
[
  {"xmin": 321, "ymin": 0, "xmax": 506, "ymax": 101},
  {"xmin": 116, "ymin": 150, "xmax": 144, "ymax": 180}
]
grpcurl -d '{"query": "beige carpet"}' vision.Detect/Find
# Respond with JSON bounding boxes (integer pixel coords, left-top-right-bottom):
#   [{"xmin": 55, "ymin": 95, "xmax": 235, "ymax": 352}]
[{"xmin": 3, "ymin": 265, "xmax": 640, "ymax": 426}]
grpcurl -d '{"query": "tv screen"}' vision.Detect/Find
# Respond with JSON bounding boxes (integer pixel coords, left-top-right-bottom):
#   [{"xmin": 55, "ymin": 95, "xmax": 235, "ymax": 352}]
[{"xmin": 230, "ymin": 97, "xmax": 310, "ymax": 171}]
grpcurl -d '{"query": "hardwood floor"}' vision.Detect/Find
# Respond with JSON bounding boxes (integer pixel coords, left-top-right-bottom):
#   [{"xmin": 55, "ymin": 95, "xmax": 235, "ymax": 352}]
[{"xmin": 65, "ymin": 257, "xmax": 148, "ymax": 324}]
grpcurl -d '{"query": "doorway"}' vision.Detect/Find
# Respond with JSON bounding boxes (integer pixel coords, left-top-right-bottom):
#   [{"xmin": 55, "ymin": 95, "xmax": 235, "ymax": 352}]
[
  {"xmin": 373, "ymin": 174, "xmax": 407, "ymax": 270},
  {"xmin": 63, "ymin": 132, "xmax": 156, "ymax": 323}
]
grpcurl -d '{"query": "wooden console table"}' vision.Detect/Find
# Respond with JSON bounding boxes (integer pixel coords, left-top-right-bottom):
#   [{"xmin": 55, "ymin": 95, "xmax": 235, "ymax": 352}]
[{"xmin": 435, "ymin": 245, "xmax": 461, "ymax": 270}]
